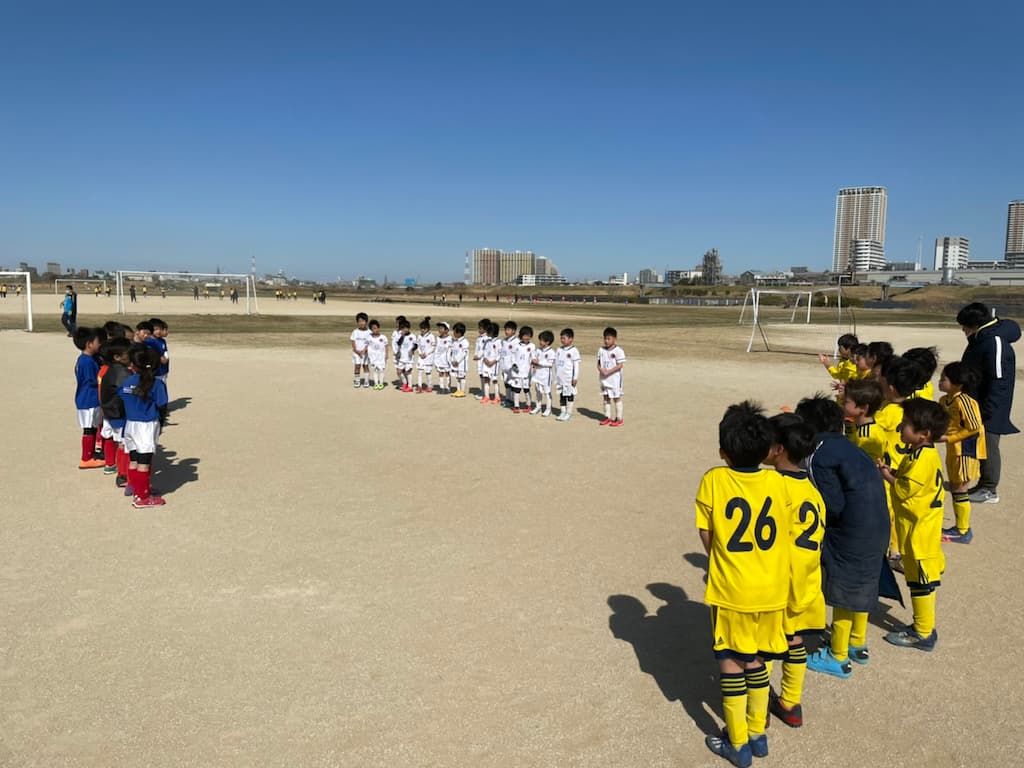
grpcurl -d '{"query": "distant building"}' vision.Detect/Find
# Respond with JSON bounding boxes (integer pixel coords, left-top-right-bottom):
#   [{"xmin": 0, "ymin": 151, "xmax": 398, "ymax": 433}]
[
  {"xmin": 471, "ymin": 249, "xmax": 501, "ymax": 284},
  {"xmin": 18, "ymin": 262, "xmax": 38, "ymax": 277},
  {"xmin": 833, "ymin": 186, "xmax": 887, "ymax": 272},
  {"xmin": 606, "ymin": 273, "xmax": 629, "ymax": 285},
  {"xmin": 934, "ymin": 236, "xmax": 970, "ymax": 270},
  {"xmin": 1006, "ymin": 201, "xmax": 1024, "ymax": 267},
  {"xmin": 665, "ymin": 268, "xmax": 702, "ymax": 284},
  {"xmin": 470, "ymin": 249, "xmax": 560, "ymax": 285},
  {"xmin": 701, "ymin": 249, "xmax": 722, "ymax": 285},
  {"xmin": 46, "ymin": 261, "xmax": 61, "ymax": 275},
  {"xmin": 739, "ymin": 270, "xmax": 788, "ymax": 287},
  {"xmin": 636, "ymin": 268, "xmax": 662, "ymax": 284},
  {"xmin": 516, "ymin": 274, "xmax": 567, "ymax": 286}
]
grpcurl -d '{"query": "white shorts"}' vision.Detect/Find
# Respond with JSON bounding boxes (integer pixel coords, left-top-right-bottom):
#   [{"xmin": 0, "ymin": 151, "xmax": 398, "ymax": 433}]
[
  {"xmin": 122, "ymin": 420, "xmax": 161, "ymax": 454},
  {"xmin": 480, "ymin": 363, "xmax": 497, "ymax": 379},
  {"xmin": 533, "ymin": 379, "xmax": 552, "ymax": 395},
  {"xmin": 101, "ymin": 419, "xmax": 120, "ymax": 440},
  {"xmin": 77, "ymin": 407, "xmax": 102, "ymax": 429},
  {"xmin": 417, "ymin": 358, "xmax": 434, "ymax": 372},
  {"xmin": 434, "ymin": 361, "xmax": 451, "ymax": 373},
  {"xmin": 557, "ymin": 382, "xmax": 577, "ymax": 397},
  {"xmin": 601, "ymin": 384, "xmax": 624, "ymax": 399},
  {"xmin": 452, "ymin": 363, "xmax": 467, "ymax": 378},
  {"xmin": 510, "ymin": 376, "xmax": 531, "ymax": 390},
  {"xmin": 352, "ymin": 352, "xmax": 367, "ymax": 366},
  {"xmin": 399, "ymin": 361, "xmax": 413, "ymax": 373},
  {"xmin": 369, "ymin": 360, "xmax": 386, "ymax": 372}
]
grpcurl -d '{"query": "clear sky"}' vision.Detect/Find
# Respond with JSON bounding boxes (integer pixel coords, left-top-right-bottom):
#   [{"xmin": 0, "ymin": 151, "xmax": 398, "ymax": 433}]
[{"xmin": 2, "ymin": 1, "xmax": 1021, "ymax": 283}]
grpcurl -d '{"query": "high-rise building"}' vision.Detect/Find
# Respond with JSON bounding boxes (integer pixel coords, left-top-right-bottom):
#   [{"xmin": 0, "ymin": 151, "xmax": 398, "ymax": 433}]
[
  {"xmin": 471, "ymin": 249, "xmax": 500, "ymax": 284},
  {"xmin": 1006, "ymin": 201, "xmax": 1024, "ymax": 267},
  {"xmin": 636, "ymin": 268, "xmax": 662, "ymax": 284},
  {"xmin": 934, "ymin": 236, "xmax": 970, "ymax": 271},
  {"xmin": 833, "ymin": 187, "xmax": 887, "ymax": 272},
  {"xmin": 499, "ymin": 251, "xmax": 536, "ymax": 284},
  {"xmin": 471, "ymin": 249, "xmax": 555, "ymax": 284},
  {"xmin": 46, "ymin": 262, "xmax": 61, "ymax": 275}
]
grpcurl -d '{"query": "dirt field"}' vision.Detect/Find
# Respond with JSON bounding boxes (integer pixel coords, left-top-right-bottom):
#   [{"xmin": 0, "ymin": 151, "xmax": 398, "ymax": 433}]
[{"xmin": 1, "ymin": 297, "xmax": 1020, "ymax": 767}]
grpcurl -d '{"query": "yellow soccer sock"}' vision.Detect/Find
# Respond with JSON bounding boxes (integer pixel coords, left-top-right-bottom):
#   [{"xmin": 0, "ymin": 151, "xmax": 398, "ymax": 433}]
[
  {"xmin": 831, "ymin": 609, "xmax": 852, "ymax": 661},
  {"xmin": 720, "ymin": 672, "xmax": 747, "ymax": 747},
  {"xmin": 745, "ymin": 664, "xmax": 770, "ymax": 737},
  {"xmin": 953, "ymin": 492, "xmax": 971, "ymax": 532},
  {"xmin": 911, "ymin": 591, "xmax": 936, "ymax": 637},
  {"xmin": 779, "ymin": 643, "xmax": 807, "ymax": 708},
  {"xmin": 850, "ymin": 611, "xmax": 869, "ymax": 648}
]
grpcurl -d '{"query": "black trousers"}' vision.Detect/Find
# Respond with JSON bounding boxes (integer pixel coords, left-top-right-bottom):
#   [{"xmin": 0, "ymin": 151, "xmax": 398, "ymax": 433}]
[{"xmin": 979, "ymin": 432, "xmax": 1002, "ymax": 491}]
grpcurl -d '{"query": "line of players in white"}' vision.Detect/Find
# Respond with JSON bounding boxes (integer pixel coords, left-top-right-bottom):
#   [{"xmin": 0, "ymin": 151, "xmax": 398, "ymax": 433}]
[{"xmin": 349, "ymin": 314, "xmax": 627, "ymax": 424}]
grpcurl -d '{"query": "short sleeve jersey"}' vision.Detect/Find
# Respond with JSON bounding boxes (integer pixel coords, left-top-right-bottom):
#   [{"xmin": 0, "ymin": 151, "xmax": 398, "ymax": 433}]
[
  {"xmin": 875, "ymin": 401, "xmax": 910, "ymax": 469},
  {"xmin": 777, "ymin": 470, "xmax": 825, "ymax": 614},
  {"xmin": 435, "ymin": 335, "xmax": 452, "ymax": 365},
  {"xmin": 449, "ymin": 337, "xmax": 470, "ymax": 367},
  {"xmin": 417, "ymin": 332, "xmax": 436, "ymax": 361},
  {"xmin": 120, "ymin": 375, "xmax": 169, "ymax": 422},
  {"xmin": 598, "ymin": 345, "xmax": 626, "ymax": 390},
  {"xmin": 556, "ymin": 345, "xmax": 581, "ymax": 386},
  {"xmin": 500, "ymin": 335, "xmax": 517, "ymax": 369},
  {"xmin": 397, "ymin": 334, "xmax": 417, "ymax": 365},
  {"xmin": 485, "ymin": 337, "xmax": 502, "ymax": 365},
  {"xmin": 891, "ymin": 445, "xmax": 945, "ymax": 564},
  {"xmin": 846, "ymin": 419, "xmax": 886, "ymax": 463},
  {"xmin": 366, "ymin": 333, "xmax": 389, "ymax": 367},
  {"xmin": 350, "ymin": 328, "xmax": 372, "ymax": 354},
  {"xmin": 908, "ymin": 380, "xmax": 935, "ymax": 401},
  {"xmin": 512, "ymin": 341, "xmax": 535, "ymax": 375},
  {"xmin": 532, "ymin": 347, "xmax": 556, "ymax": 386},
  {"xmin": 391, "ymin": 329, "xmax": 403, "ymax": 357},
  {"xmin": 940, "ymin": 391, "xmax": 986, "ymax": 460},
  {"xmin": 74, "ymin": 353, "xmax": 101, "ymax": 409},
  {"xmin": 695, "ymin": 467, "xmax": 791, "ymax": 612},
  {"xmin": 827, "ymin": 359, "xmax": 858, "ymax": 382},
  {"xmin": 474, "ymin": 334, "xmax": 487, "ymax": 360}
]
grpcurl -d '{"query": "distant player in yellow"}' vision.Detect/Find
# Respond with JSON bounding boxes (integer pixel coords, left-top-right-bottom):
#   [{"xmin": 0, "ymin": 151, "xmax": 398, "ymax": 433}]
[
  {"xmin": 903, "ymin": 346, "xmax": 938, "ymax": 401},
  {"xmin": 938, "ymin": 362, "xmax": 985, "ymax": 543},
  {"xmin": 697, "ymin": 401, "xmax": 790, "ymax": 767},
  {"xmin": 843, "ymin": 378, "xmax": 887, "ymax": 463},
  {"xmin": 818, "ymin": 333, "xmax": 859, "ymax": 400},
  {"xmin": 878, "ymin": 399, "xmax": 949, "ymax": 651},
  {"xmin": 764, "ymin": 414, "xmax": 825, "ymax": 729}
]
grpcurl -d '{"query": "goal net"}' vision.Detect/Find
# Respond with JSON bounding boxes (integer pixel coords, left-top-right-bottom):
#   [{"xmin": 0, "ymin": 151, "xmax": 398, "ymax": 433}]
[
  {"xmin": 739, "ymin": 287, "xmax": 854, "ymax": 355},
  {"xmin": 0, "ymin": 272, "xmax": 34, "ymax": 331},
  {"xmin": 115, "ymin": 271, "xmax": 260, "ymax": 315},
  {"xmin": 53, "ymin": 278, "xmax": 109, "ymax": 295}
]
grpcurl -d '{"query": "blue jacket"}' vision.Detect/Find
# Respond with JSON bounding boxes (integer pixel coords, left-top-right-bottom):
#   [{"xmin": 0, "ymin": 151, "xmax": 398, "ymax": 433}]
[
  {"xmin": 961, "ymin": 317, "xmax": 1020, "ymax": 435},
  {"xmin": 806, "ymin": 432, "xmax": 892, "ymax": 613}
]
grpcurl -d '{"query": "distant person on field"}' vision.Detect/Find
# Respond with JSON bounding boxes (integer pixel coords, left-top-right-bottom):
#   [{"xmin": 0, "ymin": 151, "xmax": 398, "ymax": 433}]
[
  {"xmin": 697, "ymin": 401, "xmax": 789, "ymax": 767},
  {"xmin": 73, "ymin": 327, "xmax": 105, "ymax": 469},
  {"xmin": 61, "ymin": 286, "xmax": 77, "ymax": 336},
  {"xmin": 447, "ymin": 322, "xmax": 470, "ymax": 397},
  {"xmin": 597, "ymin": 327, "xmax": 626, "ymax": 427},
  {"xmin": 129, "ymin": 284, "xmax": 137, "ymax": 303},
  {"xmin": 193, "ymin": 286, "xmax": 200, "ymax": 301},
  {"xmin": 957, "ymin": 301, "xmax": 1020, "ymax": 504},
  {"xmin": 937, "ymin": 361, "xmax": 985, "ymax": 544}
]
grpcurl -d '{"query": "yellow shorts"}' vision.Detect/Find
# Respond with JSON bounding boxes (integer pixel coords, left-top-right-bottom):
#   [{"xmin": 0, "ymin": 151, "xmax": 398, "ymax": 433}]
[
  {"xmin": 783, "ymin": 595, "xmax": 826, "ymax": 638},
  {"xmin": 711, "ymin": 606, "xmax": 788, "ymax": 662},
  {"xmin": 903, "ymin": 555, "xmax": 944, "ymax": 589},
  {"xmin": 946, "ymin": 455, "xmax": 980, "ymax": 487}
]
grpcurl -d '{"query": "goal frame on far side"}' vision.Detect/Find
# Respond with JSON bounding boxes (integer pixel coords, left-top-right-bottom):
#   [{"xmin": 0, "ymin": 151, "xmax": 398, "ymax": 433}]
[
  {"xmin": 115, "ymin": 271, "xmax": 260, "ymax": 315},
  {"xmin": 0, "ymin": 272, "xmax": 35, "ymax": 332}
]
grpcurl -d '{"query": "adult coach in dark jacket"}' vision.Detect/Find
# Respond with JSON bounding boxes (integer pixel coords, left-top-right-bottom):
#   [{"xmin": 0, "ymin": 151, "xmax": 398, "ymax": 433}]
[
  {"xmin": 795, "ymin": 396, "xmax": 893, "ymax": 677},
  {"xmin": 957, "ymin": 302, "xmax": 1021, "ymax": 503}
]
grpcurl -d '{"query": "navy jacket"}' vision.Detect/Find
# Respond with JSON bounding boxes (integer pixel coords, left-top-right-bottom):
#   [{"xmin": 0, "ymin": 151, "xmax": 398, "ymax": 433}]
[
  {"xmin": 806, "ymin": 432, "xmax": 892, "ymax": 613},
  {"xmin": 962, "ymin": 317, "xmax": 1020, "ymax": 435}
]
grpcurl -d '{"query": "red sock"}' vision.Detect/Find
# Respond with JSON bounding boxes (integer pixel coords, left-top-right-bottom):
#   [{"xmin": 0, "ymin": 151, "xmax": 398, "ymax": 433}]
[
  {"xmin": 127, "ymin": 467, "xmax": 138, "ymax": 491},
  {"xmin": 103, "ymin": 438, "xmax": 116, "ymax": 467},
  {"xmin": 94, "ymin": 433, "xmax": 103, "ymax": 454},
  {"xmin": 136, "ymin": 470, "xmax": 151, "ymax": 500},
  {"xmin": 118, "ymin": 446, "xmax": 129, "ymax": 476},
  {"xmin": 81, "ymin": 435, "xmax": 94, "ymax": 461}
]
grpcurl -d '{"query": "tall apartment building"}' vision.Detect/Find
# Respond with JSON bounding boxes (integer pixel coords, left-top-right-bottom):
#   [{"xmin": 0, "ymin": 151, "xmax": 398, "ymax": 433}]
[
  {"xmin": 934, "ymin": 236, "xmax": 970, "ymax": 270},
  {"xmin": 471, "ymin": 249, "xmax": 501, "ymax": 284},
  {"xmin": 833, "ymin": 186, "xmax": 887, "ymax": 272},
  {"xmin": 471, "ymin": 249, "xmax": 559, "ymax": 284},
  {"xmin": 1006, "ymin": 201, "xmax": 1024, "ymax": 267},
  {"xmin": 499, "ymin": 251, "xmax": 536, "ymax": 284}
]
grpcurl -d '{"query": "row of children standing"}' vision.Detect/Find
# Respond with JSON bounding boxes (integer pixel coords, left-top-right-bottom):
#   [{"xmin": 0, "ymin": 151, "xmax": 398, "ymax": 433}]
[
  {"xmin": 73, "ymin": 318, "xmax": 171, "ymax": 508},
  {"xmin": 349, "ymin": 314, "xmax": 627, "ymax": 425},
  {"xmin": 697, "ymin": 333, "xmax": 986, "ymax": 767}
]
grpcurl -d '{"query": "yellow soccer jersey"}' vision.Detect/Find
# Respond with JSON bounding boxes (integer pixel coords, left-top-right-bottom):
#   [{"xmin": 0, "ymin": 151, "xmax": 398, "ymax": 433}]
[
  {"xmin": 847, "ymin": 419, "xmax": 886, "ymax": 463},
  {"xmin": 827, "ymin": 358, "xmax": 858, "ymax": 382},
  {"xmin": 909, "ymin": 380, "xmax": 935, "ymax": 401},
  {"xmin": 777, "ymin": 470, "xmax": 825, "ymax": 614},
  {"xmin": 940, "ymin": 391, "xmax": 987, "ymax": 461},
  {"xmin": 875, "ymin": 401, "xmax": 912, "ymax": 469},
  {"xmin": 696, "ymin": 467, "xmax": 791, "ymax": 613},
  {"xmin": 891, "ymin": 444, "xmax": 946, "ymax": 566}
]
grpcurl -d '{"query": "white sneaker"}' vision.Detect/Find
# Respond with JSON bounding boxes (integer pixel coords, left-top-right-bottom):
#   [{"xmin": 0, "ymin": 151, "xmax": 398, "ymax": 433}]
[
  {"xmin": 530, "ymin": 404, "xmax": 542, "ymax": 415},
  {"xmin": 541, "ymin": 409, "xmax": 551, "ymax": 417},
  {"xmin": 353, "ymin": 380, "xmax": 361, "ymax": 388},
  {"xmin": 555, "ymin": 411, "xmax": 569, "ymax": 421}
]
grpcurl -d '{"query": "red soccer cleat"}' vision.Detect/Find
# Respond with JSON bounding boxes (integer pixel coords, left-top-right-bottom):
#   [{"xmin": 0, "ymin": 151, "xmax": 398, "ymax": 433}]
[
  {"xmin": 599, "ymin": 418, "xmax": 612, "ymax": 426},
  {"xmin": 609, "ymin": 419, "xmax": 624, "ymax": 427}
]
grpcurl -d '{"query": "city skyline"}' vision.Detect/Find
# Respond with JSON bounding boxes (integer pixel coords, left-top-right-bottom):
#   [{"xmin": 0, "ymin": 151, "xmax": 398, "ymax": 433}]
[{"xmin": 2, "ymin": 4, "xmax": 1022, "ymax": 283}]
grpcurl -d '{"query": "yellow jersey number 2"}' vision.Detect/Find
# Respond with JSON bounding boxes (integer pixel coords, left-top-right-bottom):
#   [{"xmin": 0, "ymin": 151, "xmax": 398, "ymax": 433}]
[{"xmin": 724, "ymin": 497, "xmax": 778, "ymax": 552}]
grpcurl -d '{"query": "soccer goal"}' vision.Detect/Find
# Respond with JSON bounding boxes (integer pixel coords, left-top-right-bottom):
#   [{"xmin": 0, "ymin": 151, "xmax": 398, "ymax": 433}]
[
  {"xmin": 0, "ymin": 272, "xmax": 34, "ymax": 331},
  {"xmin": 53, "ymin": 278, "xmax": 109, "ymax": 295},
  {"xmin": 115, "ymin": 271, "xmax": 260, "ymax": 315},
  {"xmin": 739, "ymin": 286, "xmax": 854, "ymax": 354}
]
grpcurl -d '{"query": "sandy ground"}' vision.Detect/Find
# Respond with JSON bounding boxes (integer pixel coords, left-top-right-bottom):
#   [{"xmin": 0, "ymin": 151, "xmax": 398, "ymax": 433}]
[{"xmin": 1, "ymin": 299, "xmax": 1022, "ymax": 767}]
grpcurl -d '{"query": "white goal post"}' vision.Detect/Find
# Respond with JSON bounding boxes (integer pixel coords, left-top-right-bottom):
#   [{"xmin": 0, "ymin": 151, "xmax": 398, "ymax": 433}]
[
  {"xmin": 115, "ymin": 271, "xmax": 260, "ymax": 315},
  {"xmin": 53, "ymin": 278, "xmax": 109, "ymax": 295},
  {"xmin": 0, "ymin": 272, "xmax": 34, "ymax": 332},
  {"xmin": 739, "ymin": 286, "xmax": 848, "ymax": 353}
]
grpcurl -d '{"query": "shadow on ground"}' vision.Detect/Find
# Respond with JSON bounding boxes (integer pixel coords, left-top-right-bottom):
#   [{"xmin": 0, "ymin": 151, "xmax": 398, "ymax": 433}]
[
  {"xmin": 152, "ymin": 449, "xmax": 199, "ymax": 495},
  {"xmin": 608, "ymin": 580, "xmax": 721, "ymax": 736}
]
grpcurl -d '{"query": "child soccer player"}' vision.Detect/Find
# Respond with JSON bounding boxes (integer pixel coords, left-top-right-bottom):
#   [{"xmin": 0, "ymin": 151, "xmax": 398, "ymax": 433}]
[
  {"xmin": 843, "ymin": 378, "xmax": 887, "ymax": 463},
  {"xmin": 764, "ymin": 413, "xmax": 825, "ymax": 728},
  {"xmin": 509, "ymin": 326, "xmax": 535, "ymax": 413},
  {"xmin": 481, "ymin": 322, "xmax": 502, "ymax": 404},
  {"xmin": 415, "ymin": 317, "xmax": 436, "ymax": 393},
  {"xmin": 99, "ymin": 338, "xmax": 133, "ymax": 480},
  {"xmin": 818, "ymin": 333, "xmax": 859, "ymax": 396},
  {"xmin": 903, "ymin": 346, "xmax": 938, "ymax": 401},
  {"xmin": 531, "ymin": 331, "xmax": 556, "ymax": 417},
  {"xmin": 473, "ymin": 318, "xmax": 491, "ymax": 400},
  {"xmin": 878, "ymin": 399, "xmax": 950, "ymax": 651},
  {"xmin": 938, "ymin": 362, "xmax": 986, "ymax": 543},
  {"xmin": 365, "ymin": 320, "xmax": 390, "ymax": 390},
  {"xmin": 395, "ymin": 319, "xmax": 416, "ymax": 392},
  {"xmin": 851, "ymin": 343, "xmax": 872, "ymax": 379},
  {"xmin": 145, "ymin": 317, "xmax": 171, "ymax": 425},
  {"xmin": 864, "ymin": 341, "xmax": 894, "ymax": 379},
  {"xmin": 597, "ymin": 327, "xmax": 626, "ymax": 427},
  {"xmin": 434, "ymin": 321, "xmax": 453, "ymax": 394},
  {"xmin": 697, "ymin": 401, "xmax": 790, "ymax": 766},
  {"xmin": 796, "ymin": 395, "xmax": 891, "ymax": 680},
  {"xmin": 499, "ymin": 320, "xmax": 518, "ymax": 406},
  {"xmin": 555, "ymin": 328, "xmax": 581, "ymax": 421},
  {"xmin": 121, "ymin": 347, "xmax": 169, "ymax": 508},
  {"xmin": 391, "ymin": 316, "xmax": 407, "ymax": 388},
  {"xmin": 73, "ymin": 327, "xmax": 106, "ymax": 469},
  {"xmin": 350, "ymin": 313, "xmax": 371, "ymax": 388},
  {"xmin": 448, "ymin": 322, "xmax": 470, "ymax": 397}
]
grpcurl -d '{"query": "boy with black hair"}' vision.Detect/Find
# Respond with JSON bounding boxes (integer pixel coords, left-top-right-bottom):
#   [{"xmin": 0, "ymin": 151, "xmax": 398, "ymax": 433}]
[
  {"xmin": 73, "ymin": 327, "xmax": 105, "ymax": 469},
  {"xmin": 843, "ymin": 378, "xmax": 886, "ymax": 463},
  {"xmin": 145, "ymin": 318, "xmax": 171, "ymax": 425},
  {"xmin": 697, "ymin": 401, "xmax": 789, "ymax": 766},
  {"xmin": 350, "ymin": 312, "xmax": 371, "ymax": 388},
  {"xmin": 796, "ymin": 395, "xmax": 891, "ymax": 680},
  {"xmin": 878, "ymin": 399, "xmax": 950, "ymax": 651},
  {"xmin": 100, "ymin": 338, "xmax": 133, "ymax": 483},
  {"xmin": 865, "ymin": 341, "xmax": 894, "ymax": 378},
  {"xmin": 903, "ymin": 347, "xmax": 938, "ymax": 401},
  {"xmin": 818, "ymin": 333, "xmax": 860, "ymax": 389},
  {"xmin": 598, "ymin": 327, "xmax": 626, "ymax": 427},
  {"xmin": 509, "ymin": 326, "xmax": 535, "ymax": 413},
  {"xmin": 448, "ymin": 322, "xmax": 470, "ymax": 398},
  {"xmin": 472, "ymin": 318, "xmax": 491, "ymax": 400},
  {"xmin": 764, "ymin": 414, "xmax": 825, "ymax": 728},
  {"xmin": 530, "ymin": 330, "xmax": 556, "ymax": 417},
  {"xmin": 555, "ymin": 328, "xmax": 581, "ymax": 421},
  {"xmin": 499, "ymin": 320, "xmax": 518, "ymax": 407},
  {"xmin": 938, "ymin": 362, "xmax": 985, "ymax": 543}
]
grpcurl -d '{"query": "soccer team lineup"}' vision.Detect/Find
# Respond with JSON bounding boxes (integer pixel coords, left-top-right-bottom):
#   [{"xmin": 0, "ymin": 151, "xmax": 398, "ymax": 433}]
[{"xmin": 13, "ymin": 291, "xmax": 1017, "ymax": 765}]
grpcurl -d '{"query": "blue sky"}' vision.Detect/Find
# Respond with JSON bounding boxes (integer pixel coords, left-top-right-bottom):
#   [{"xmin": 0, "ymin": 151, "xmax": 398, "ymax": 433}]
[{"xmin": 2, "ymin": 1, "xmax": 1021, "ymax": 283}]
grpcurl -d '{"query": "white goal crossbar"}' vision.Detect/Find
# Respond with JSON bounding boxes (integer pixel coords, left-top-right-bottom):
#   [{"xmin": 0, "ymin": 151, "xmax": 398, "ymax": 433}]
[
  {"xmin": 115, "ymin": 271, "xmax": 260, "ymax": 315},
  {"xmin": 0, "ymin": 272, "xmax": 34, "ymax": 331},
  {"xmin": 739, "ymin": 286, "xmax": 846, "ymax": 353},
  {"xmin": 53, "ymin": 278, "xmax": 109, "ymax": 294}
]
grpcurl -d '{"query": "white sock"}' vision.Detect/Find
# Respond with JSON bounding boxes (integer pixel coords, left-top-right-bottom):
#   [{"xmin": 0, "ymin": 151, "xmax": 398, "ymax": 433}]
[
  {"xmin": 616, "ymin": 401, "xmax": 623, "ymax": 420},
  {"xmin": 604, "ymin": 402, "xmax": 612, "ymax": 418},
  {"xmin": 513, "ymin": 392, "xmax": 520, "ymax": 408},
  {"xmin": 483, "ymin": 382, "xmax": 490, "ymax": 398}
]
